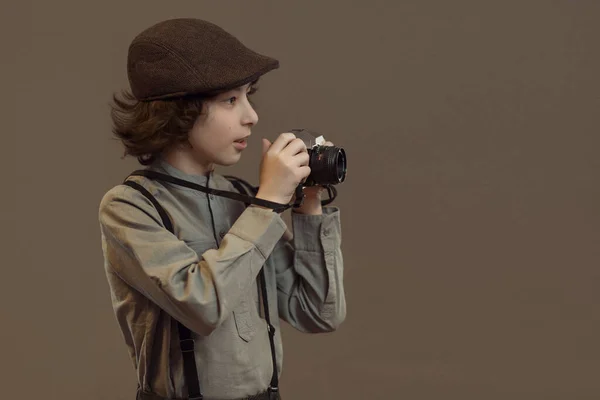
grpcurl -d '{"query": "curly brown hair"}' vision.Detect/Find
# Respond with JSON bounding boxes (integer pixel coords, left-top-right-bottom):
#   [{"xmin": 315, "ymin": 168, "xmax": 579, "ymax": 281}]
[
  {"xmin": 109, "ymin": 91, "xmax": 211, "ymax": 165},
  {"xmin": 109, "ymin": 79, "xmax": 259, "ymax": 165}
]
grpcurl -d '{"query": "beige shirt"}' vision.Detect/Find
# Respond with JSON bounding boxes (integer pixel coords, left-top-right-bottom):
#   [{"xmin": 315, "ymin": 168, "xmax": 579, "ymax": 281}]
[{"xmin": 98, "ymin": 159, "xmax": 346, "ymax": 399}]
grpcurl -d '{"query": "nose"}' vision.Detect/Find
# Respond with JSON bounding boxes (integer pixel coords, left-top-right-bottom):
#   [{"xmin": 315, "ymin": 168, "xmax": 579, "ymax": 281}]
[{"xmin": 242, "ymin": 99, "xmax": 259, "ymax": 127}]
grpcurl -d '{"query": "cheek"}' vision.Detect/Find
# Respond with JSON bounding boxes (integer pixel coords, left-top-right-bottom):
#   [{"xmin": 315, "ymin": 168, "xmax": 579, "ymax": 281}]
[{"xmin": 187, "ymin": 130, "xmax": 203, "ymax": 149}]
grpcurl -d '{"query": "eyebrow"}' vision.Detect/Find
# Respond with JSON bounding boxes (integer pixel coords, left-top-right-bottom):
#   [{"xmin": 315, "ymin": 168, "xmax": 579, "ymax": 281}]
[{"xmin": 225, "ymin": 79, "xmax": 259, "ymax": 96}]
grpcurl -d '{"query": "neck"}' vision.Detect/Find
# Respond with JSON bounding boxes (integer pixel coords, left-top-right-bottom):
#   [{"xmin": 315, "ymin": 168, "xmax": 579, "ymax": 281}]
[{"xmin": 161, "ymin": 146, "xmax": 214, "ymax": 177}]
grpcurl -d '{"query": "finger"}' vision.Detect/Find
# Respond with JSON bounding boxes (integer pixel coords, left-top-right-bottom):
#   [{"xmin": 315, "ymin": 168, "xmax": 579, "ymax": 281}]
[
  {"xmin": 281, "ymin": 138, "xmax": 308, "ymax": 157},
  {"xmin": 268, "ymin": 132, "xmax": 297, "ymax": 153},
  {"xmin": 292, "ymin": 151, "xmax": 310, "ymax": 167},
  {"xmin": 298, "ymin": 165, "xmax": 311, "ymax": 180},
  {"xmin": 262, "ymin": 138, "xmax": 272, "ymax": 155}
]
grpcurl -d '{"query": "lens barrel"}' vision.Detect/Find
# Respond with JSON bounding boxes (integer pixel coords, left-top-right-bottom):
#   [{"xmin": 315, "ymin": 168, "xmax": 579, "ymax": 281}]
[{"xmin": 306, "ymin": 146, "xmax": 347, "ymax": 186}]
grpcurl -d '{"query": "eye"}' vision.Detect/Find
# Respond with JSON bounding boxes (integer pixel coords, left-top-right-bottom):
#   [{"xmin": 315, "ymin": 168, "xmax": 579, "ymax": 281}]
[{"xmin": 225, "ymin": 96, "xmax": 237, "ymax": 105}]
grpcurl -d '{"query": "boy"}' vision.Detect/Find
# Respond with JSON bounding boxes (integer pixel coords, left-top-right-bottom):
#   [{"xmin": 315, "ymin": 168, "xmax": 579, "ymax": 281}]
[{"xmin": 98, "ymin": 18, "xmax": 346, "ymax": 400}]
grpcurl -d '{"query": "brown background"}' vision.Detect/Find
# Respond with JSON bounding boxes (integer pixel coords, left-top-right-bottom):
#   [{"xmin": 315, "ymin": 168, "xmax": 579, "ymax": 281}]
[{"xmin": 2, "ymin": 1, "xmax": 599, "ymax": 399}]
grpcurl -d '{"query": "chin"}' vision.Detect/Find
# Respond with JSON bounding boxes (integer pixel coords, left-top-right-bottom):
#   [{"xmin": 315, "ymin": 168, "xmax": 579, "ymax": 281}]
[{"xmin": 218, "ymin": 156, "xmax": 242, "ymax": 167}]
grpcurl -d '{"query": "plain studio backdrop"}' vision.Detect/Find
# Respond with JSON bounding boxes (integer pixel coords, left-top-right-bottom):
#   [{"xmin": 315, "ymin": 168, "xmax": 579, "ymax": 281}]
[{"xmin": 2, "ymin": 1, "xmax": 599, "ymax": 399}]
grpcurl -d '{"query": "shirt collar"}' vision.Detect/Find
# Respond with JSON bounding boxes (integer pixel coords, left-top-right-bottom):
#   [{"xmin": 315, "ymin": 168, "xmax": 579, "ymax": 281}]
[{"xmin": 149, "ymin": 157, "xmax": 212, "ymax": 186}]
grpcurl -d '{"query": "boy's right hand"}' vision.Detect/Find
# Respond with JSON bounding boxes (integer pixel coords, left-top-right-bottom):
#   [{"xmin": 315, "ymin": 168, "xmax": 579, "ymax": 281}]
[{"xmin": 256, "ymin": 132, "xmax": 311, "ymax": 205}]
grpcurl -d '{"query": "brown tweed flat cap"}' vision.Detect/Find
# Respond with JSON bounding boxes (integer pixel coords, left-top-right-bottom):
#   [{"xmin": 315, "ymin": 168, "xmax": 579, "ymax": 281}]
[{"xmin": 127, "ymin": 18, "xmax": 280, "ymax": 101}]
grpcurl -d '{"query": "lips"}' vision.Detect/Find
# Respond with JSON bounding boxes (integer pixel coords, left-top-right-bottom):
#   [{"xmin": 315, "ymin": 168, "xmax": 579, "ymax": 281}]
[
  {"xmin": 233, "ymin": 138, "xmax": 248, "ymax": 150},
  {"xmin": 234, "ymin": 136, "xmax": 249, "ymax": 143}
]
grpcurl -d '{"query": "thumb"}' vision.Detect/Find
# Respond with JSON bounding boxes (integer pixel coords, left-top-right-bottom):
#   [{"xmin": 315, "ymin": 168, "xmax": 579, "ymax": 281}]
[{"xmin": 262, "ymin": 138, "xmax": 272, "ymax": 155}]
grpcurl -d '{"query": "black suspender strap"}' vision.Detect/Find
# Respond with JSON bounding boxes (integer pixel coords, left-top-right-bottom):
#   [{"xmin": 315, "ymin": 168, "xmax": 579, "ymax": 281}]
[
  {"xmin": 177, "ymin": 323, "xmax": 203, "ymax": 400},
  {"xmin": 122, "ymin": 174, "xmax": 280, "ymax": 399},
  {"xmin": 123, "ymin": 181, "xmax": 174, "ymax": 232},
  {"xmin": 259, "ymin": 268, "xmax": 279, "ymax": 395},
  {"xmin": 122, "ymin": 180, "xmax": 203, "ymax": 400},
  {"xmin": 225, "ymin": 176, "xmax": 279, "ymax": 396}
]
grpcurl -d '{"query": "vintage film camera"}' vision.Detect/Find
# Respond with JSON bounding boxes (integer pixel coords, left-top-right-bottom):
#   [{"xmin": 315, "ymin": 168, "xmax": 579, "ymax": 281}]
[{"xmin": 291, "ymin": 129, "xmax": 347, "ymax": 187}]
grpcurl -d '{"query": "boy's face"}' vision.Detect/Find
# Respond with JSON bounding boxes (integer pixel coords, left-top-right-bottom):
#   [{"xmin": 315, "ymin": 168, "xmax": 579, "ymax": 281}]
[{"xmin": 186, "ymin": 82, "xmax": 258, "ymax": 169}]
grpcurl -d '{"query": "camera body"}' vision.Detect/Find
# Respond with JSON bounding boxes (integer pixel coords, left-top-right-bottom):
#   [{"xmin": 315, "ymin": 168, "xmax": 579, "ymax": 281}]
[{"xmin": 290, "ymin": 129, "xmax": 347, "ymax": 187}]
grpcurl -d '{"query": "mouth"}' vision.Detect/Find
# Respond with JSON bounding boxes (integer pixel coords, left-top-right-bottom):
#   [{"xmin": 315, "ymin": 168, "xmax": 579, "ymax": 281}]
[{"xmin": 233, "ymin": 137, "xmax": 248, "ymax": 149}]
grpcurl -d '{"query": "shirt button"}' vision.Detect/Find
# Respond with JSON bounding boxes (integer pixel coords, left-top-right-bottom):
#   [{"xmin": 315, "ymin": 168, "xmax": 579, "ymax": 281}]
[{"xmin": 322, "ymin": 228, "xmax": 330, "ymax": 236}]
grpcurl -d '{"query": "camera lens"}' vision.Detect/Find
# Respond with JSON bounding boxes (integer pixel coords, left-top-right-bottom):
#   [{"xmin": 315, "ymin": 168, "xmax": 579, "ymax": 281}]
[
  {"xmin": 308, "ymin": 146, "xmax": 347, "ymax": 185},
  {"xmin": 337, "ymin": 148, "xmax": 346, "ymax": 183}
]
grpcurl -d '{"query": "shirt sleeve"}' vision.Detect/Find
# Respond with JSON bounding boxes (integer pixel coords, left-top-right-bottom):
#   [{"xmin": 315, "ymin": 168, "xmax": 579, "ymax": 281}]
[
  {"xmin": 271, "ymin": 206, "xmax": 347, "ymax": 333},
  {"xmin": 98, "ymin": 184, "xmax": 287, "ymax": 336}
]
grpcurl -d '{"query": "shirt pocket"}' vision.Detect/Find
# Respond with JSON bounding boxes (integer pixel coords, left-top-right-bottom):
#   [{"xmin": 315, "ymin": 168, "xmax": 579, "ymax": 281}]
[
  {"xmin": 186, "ymin": 238, "xmax": 259, "ymax": 342},
  {"xmin": 233, "ymin": 297, "xmax": 258, "ymax": 342}
]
